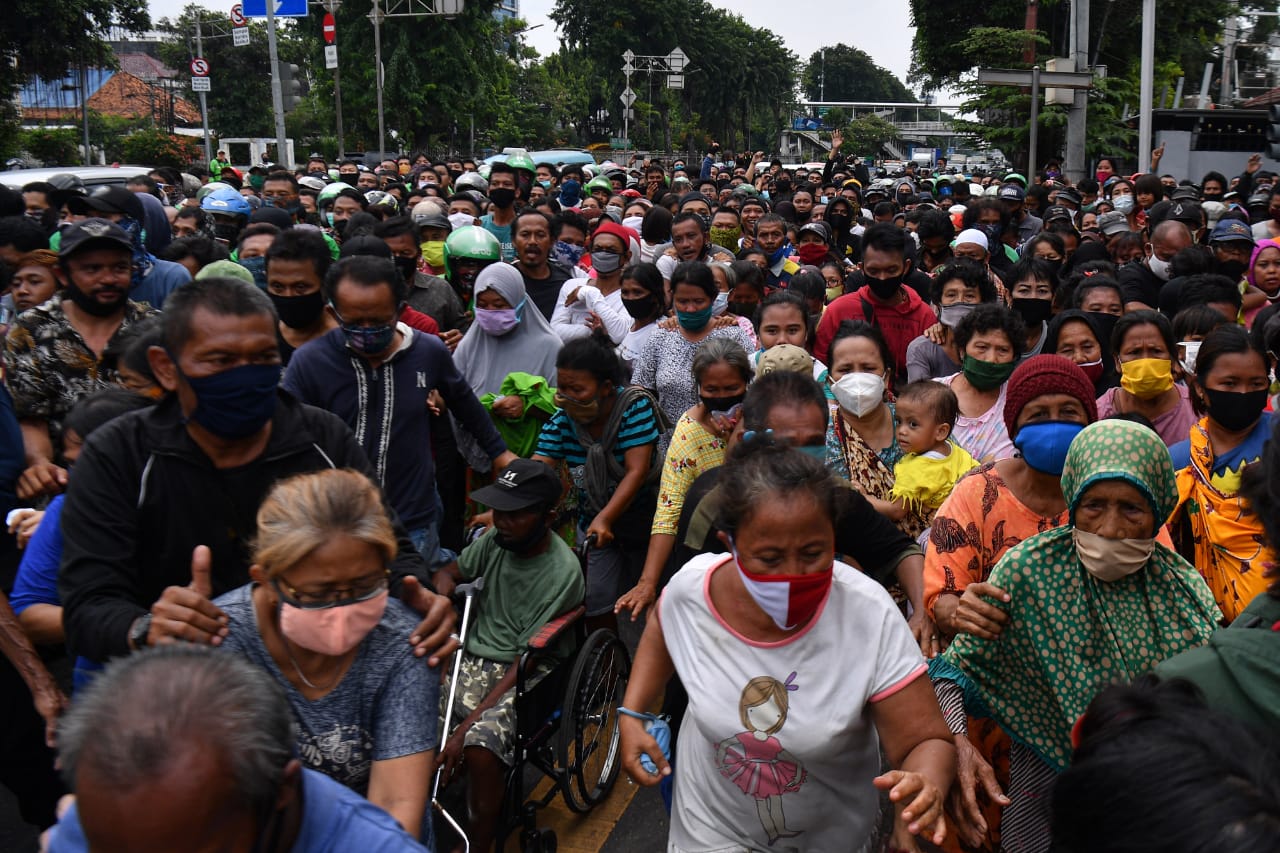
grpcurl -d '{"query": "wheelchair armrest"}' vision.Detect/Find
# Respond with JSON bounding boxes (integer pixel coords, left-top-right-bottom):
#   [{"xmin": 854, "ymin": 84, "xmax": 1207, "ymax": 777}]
[{"xmin": 526, "ymin": 605, "xmax": 586, "ymax": 652}]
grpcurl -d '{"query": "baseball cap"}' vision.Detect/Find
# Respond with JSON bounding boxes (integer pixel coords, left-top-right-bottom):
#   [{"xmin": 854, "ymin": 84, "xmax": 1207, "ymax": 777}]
[
  {"xmin": 1168, "ymin": 200, "xmax": 1204, "ymax": 228},
  {"xmin": 1097, "ymin": 211, "xmax": 1131, "ymax": 236},
  {"xmin": 413, "ymin": 207, "xmax": 451, "ymax": 231},
  {"xmin": 1170, "ymin": 185, "xmax": 1200, "ymax": 202},
  {"xmin": 757, "ymin": 344, "xmax": 814, "ymax": 377},
  {"xmin": 1042, "ymin": 205, "xmax": 1074, "ymax": 223},
  {"xmin": 69, "ymin": 185, "xmax": 144, "ymax": 221},
  {"xmin": 59, "ymin": 218, "xmax": 134, "ymax": 257},
  {"xmin": 998, "ymin": 183, "xmax": 1026, "ymax": 202},
  {"xmin": 1055, "ymin": 188, "xmax": 1082, "ymax": 207},
  {"xmin": 1210, "ymin": 219, "xmax": 1255, "ymax": 245},
  {"xmin": 797, "ymin": 221, "xmax": 831, "ymax": 242},
  {"xmin": 470, "ymin": 459, "xmax": 563, "ymax": 511}
]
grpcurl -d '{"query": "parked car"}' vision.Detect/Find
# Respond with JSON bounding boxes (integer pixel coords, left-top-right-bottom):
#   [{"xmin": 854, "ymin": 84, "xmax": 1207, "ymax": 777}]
[
  {"xmin": 0, "ymin": 165, "xmax": 154, "ymax": 192},
  {"xmin": 483, "ymin": 148, "xmax": 597, "ymax": 169}
]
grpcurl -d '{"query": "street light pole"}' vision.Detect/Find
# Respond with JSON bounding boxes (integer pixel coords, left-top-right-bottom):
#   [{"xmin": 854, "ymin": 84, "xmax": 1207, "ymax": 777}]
[
  {"xmin": 266, "ymin": 0, "xmax": 290, "ymax": 167},
  {"xmin": 195, "ymin": 20, "xmax": 212, "ymax": 164},
  {"xmin": 1137, "ymin": 0, "xmax": 1155, "ymax": 170}
]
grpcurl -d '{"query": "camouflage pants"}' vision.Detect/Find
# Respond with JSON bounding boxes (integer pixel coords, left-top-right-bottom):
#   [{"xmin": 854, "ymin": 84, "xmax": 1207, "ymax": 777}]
[{"xmin": 439, "ymin": 652, "xmax": 553, "ymax": 765}]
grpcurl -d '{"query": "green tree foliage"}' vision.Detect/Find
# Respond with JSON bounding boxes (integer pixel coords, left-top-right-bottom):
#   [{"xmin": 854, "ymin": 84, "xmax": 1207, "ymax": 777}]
[
  {"xmin": 842, "ymin": 114, "xmax": 901, "ymax": 157},
  {"xmin": 802, "ymin": 45, "xmax": 916, "ymax": 104},
  {"xmin": 117, "ymin": 128, "xmax": 201, "ymax": 166},
  {"xmin": 20, "ymin": 128, "xmax": 82, "ymax": 166}
]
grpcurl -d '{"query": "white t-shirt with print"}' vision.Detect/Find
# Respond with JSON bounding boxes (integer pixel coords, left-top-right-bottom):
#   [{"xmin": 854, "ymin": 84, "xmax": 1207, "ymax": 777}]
[{"xmin": 658, "ymin": 552, "xmax": 926, "ymax": 853}]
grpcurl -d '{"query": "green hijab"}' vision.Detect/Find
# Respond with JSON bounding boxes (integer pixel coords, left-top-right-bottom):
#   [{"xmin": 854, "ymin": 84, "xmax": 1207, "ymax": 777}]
[{"xmin": 930, "ymin": 420, "xmax": 1221, "ymax": 771}]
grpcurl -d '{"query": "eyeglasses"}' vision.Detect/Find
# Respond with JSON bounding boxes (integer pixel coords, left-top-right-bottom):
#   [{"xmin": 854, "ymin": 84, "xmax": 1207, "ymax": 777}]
[{"xmin": 272, "ymin": 570, "xmax": 389, "ymax": 610}]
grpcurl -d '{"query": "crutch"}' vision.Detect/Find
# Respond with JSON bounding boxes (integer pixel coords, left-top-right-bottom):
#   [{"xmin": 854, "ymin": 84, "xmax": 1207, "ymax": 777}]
[{"xmin": 431, "ymin": 575, "xmax": 485, "ymax": 853}]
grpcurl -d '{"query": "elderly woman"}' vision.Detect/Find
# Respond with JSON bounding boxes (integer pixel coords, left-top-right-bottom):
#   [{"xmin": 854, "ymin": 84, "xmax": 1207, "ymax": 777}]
[
  {"xmin": 1095, "ymin": 310, "xmax": 1197, "ymax": 447},
  {"xmin": 620, "ymin": 440, "xmax": 955, "ymax": 852},
  {"xmin": 1044, "ymin": 309, "xmax": 1117, "ymax": 396},
  {"xmin": 930, "ymin": 419, "xmax": 1220, "ymax": 853},
  {"xmin": 937, "ymin": 304, "xmax": 1026, "ymax": 463},
  {"xmin": 905, "ymin": 260, "xmax": 997, "ymax": 383},
  {"xmin": 215, "ymin": 469, "xmax": 438, "ymax": 841}
]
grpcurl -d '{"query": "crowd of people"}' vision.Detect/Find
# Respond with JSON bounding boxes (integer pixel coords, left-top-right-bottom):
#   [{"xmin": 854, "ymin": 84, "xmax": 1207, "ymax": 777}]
[{"xmin": 0, "ymin": 140, "xmax": 1279, "ymax": 852}]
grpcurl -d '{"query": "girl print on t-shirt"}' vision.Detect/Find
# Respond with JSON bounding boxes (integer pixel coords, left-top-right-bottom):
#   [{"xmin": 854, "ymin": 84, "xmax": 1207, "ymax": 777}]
[{"xmin": 715, "ymin": 672, "xmax": 808, "ymax": 845}]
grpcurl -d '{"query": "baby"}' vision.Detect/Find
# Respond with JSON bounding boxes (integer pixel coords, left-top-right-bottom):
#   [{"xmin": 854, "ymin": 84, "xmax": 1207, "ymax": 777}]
[{"xmin": 889, "ymin": 380, "xmax": 979, "ymax": 538}]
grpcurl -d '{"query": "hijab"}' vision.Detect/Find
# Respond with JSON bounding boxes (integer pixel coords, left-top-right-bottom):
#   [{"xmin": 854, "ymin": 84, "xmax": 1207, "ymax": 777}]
[
  {"xmin": 1044, "ymin": 309, "xmax": 1118, "ymax": 394},
  {"xmin": 452, "ymin": 263, "xmax": 562, "ymax": 397},
  {"xmin": 1246, "ymin": 238, "xmax": 1280, "ymax": 290}
]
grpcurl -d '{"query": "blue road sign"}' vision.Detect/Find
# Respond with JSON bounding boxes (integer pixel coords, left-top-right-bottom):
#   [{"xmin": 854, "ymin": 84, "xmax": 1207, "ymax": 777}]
[{"xmin": 242, "ymin": 0, "xmax": 309, "ymax": 17}]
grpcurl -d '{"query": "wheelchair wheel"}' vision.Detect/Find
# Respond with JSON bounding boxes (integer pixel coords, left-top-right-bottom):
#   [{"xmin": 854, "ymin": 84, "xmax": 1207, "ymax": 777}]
[{"xmin": 556, "ymin": 628, "xmax": 630, "ymax": 813}]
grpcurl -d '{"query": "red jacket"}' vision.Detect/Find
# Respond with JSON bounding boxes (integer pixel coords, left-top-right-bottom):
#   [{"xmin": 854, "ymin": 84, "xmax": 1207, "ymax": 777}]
[
  {"xmin": 402, "ymin": 306, "xmax": 439, "ymax": 336},
  {"xmin": 815, "ymin": 285, "xmax": 937, "ymax": 382}
]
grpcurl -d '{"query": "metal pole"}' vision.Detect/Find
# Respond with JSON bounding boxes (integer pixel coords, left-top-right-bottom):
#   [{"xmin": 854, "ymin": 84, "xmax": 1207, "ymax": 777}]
[
  {"xmin": 324, "ymin": 0, "xmax": 346, "ymax": 159},
  {"xmin": 1065, "ymin": 0, "xmax": 1089, "ymax": 183},
  {"xmin": 1173, "ymin": 76, "xmax": 1185, "ymax": 109},
  {"xmin": 820, "ymin": 49, "xmax": 825, "ymax": 101},
  {"xmin": 1137, "ymin": 0, "xmax": 1155, "ymax": 170},
  {"xmin": 469, "ymin": 113, "xmax": 474, "ymax": 157},
  {"xmin": 266, "ymin": 2, "xmax": 290, "ymax": 168},
  {"xmin": 80, "ymin": 63, "xmax": 91, "ymax": 165},
  {"xmin": 196, "ymin": 20, "xmax": 212, "ymax": 164},
  {"xmin": 372, "ymin": 0, "xmax": 386, "ymax": 161},
  {"xmin": 1197, "ymin": 61, "xmax": 1213, "ymax": 109},
  {"xmin": 1219, "ymin": 16, "xmax": 1235, "ymax": 105},
  {"xmin": 1029, "ymin": 64, "xmax": 1040, "ymax": 175}
]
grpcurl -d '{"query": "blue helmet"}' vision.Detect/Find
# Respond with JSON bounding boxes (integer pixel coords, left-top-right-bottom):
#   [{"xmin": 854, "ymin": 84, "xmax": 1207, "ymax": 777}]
[{"xmin": 200, "ymin": 187, "xmax": 252, "ymax": 218}]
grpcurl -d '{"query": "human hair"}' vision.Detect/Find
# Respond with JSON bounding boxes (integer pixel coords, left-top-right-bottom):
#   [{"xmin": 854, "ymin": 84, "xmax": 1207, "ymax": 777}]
[
  {"xmin": 162, "ymin": 277, "xmax": 276, "ymax": 354},
  {"xmin": 1007, "ymin": 256, "xmax": 1060, "ymax": 295},
  {"xmin": 828, "ymin": 319, "xmax": 894, "ymax": 375},
  {"xmin": 1134, "ymin": 173, "xmax": 1165, "ymax": 202},
  {"xmin": 641, "ymin": 205, "xmax": 673, "ymax": 244},
  {"xmin": 788, "ymin": 269, "xmax": 827, "ymax": 306},
  {"xmin": 322, "ymin": 254, "xmax": 408, "ymax": 306},
  {"xmin": 915, "ymin": 210, "xmax": 956, "ymax": 244},
  {"xmin": 954, "ymin": 303, "xmax": 1027, "ymax": 359},
  {"xmin": 719, "ymin": 435, "xmax": 836, "ymax": 535},
  {"xmin": 1111, "ymin": 309, "xmax": 1175, "ymax": 360},
  {"xmin": 1180, "ymin": 273, "xmax": 1243, "ymax": 312},
  {"xmin": 1199, "ymin": 170, "xmax": 1229, "ymax": 193},
  {"xmin": 1109, "ymin": 231, "xmax": 1144, "ymax": 259},
  {"xmin": 708, "ymin": 261, "xmax": 737, "ymax": 292},
  {"xmin": 872, "ymin": 201, "xmax": 897, "ymax": 220},
  {"xmin": 929, "ymin": 259, "xmax": 997, "ymax": 304},
  {"xmin": 1191, "ymin": 324, "xmax": 1265, "ymax": 412},
  {"xmin": 1173, "ymin": 304, "xmax": 1229, "ymax": 343},
  {"xmin": 756, "ymin": 290, "xmax": 811, "ymax": 336},
  {"xmin": 235, "ymin": 223, "xmax": 281, "ymax": 251},
  {"xmin": 102, "ymin": 315, "xmax": 163, "ymax": 381},
  {"xmin": 126, "ymin": 174, "xmax": 159, "ymax": 196},
  {"xmin": 57, "ymin": 646, "xmax": 295, "ymax": 815},
  {"xmin": 1070, "ymin": 276, "xmax": 1123, "ymax": 310},
  {"xmin": 265, "ymin": 228, "xmax": 332, "ymax": 282},
  {"xmin": 672, "ymin": 210, "xmax": 708, "ymax": 234},
  {"xmin": 1024, "ymin": 232, "xmax": 1066, "ymax": 260},
  {"xmin": 754, "ymin": 212, "xmax": 787, "ymax": 236},
  {"xmin": 0, "ymin": 216, "xmax": 49, "ymax": 251},
  {"xmin": 861, "ymin": 222, "xmax": 910, "ymax": 258},
  {"xmin": 730, "ymin": 259, "xmax": 765, "ymax": 295},
  {"xmin": 737, "ymin": 675, "xmax": 793, "ymax": 735},
  {"xmin": 552, "ymin": 210, "xmax": 589, "ymax": 241},
  {"xmin": 897, "ymin": 380, "xmax": 959, "ymax": 430},
  {"xmin": 158, "ymin": 235, "xmax": 228, "ymax": 268},
  {"xmin": 670, "ymin": 261, "xmax": 717, "ymax": 299},
  {"xmin": 740, "ymin": 370, "xmax": 828, "ymax": 434},
  {"xmin": 254, "ymin": 469, "xmax": 395, "ymax": 579},
  {"xmin": 371, "ymin": 215, "xmax": 417, "ymax": 242},
  {"xmin": 692, "ymin": 337, "xmax": 752, "ymax": 388},
  {"xmin": 620, "ymin": 261, "xmax": 663, "ymax": 302},
  {"xmin": 263, "ymin": 170, "xmax": 298, "ymax": 191},
  {"xmin": 62, "ymin": 387, "xmax": 154, "ymax": 442},
  {"xmin": 1051, "ymin": 677, "xmax": 1280, "ymax": 853},
  {"xmin": 514, "ymin": 208, "xmax": 552, "ymax": 233},
  {"xmin": 556, "ymin": 335, "xmax": 622, "ymax": 385},
  {"xmin": 1169, "ymin": 245, "xmax": 1214, "ymax": 280},
  {"xmin": 14, "ymin": 248, "xmax": 58, "ymax": 272},
  {"xmin": 962, "ymin": 198, "xmax": 1010, "ymax": 232}
]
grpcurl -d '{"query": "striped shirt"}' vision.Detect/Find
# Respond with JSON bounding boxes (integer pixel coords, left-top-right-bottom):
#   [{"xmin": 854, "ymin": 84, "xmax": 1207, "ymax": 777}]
[{"xmin": 535, "ymin": 389, "xmax": 660, "ymax": 467}]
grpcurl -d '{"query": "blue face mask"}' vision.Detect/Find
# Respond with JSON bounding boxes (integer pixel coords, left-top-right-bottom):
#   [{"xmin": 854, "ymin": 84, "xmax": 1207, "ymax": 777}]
[
  {"xmin": 676, "ymin": 304, "xmax": 713, "ymax": 331},
  {"xmin": 178, "ymin": 361, "xmax": 281, "ymax": 440},
  {"xmin": 238, "ymin": 256, "xmax": 268, "ymax": 290},
  {"xmin": 794, "ymin": 444, "xmax": 828, "ymax": 464},
  {"xmin": 342, "ymin": 323, "xmax": 396, "ymax": 355},
  {"xmin": 1013, "ymin": 421, "xmax": 1085, "ymax": 475},
  {"xmin": 550, "ymin": 240, "xmax": 585, "ymax": 267}
]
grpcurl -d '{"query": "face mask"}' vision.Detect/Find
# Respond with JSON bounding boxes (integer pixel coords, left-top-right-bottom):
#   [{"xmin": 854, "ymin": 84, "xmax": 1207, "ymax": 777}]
[
  {"xmin": 554, "ymin": 391, "xmax": 601, "ymax": 424},
  {"xmin": 1216, "ymin": 258, "xmax": 1247, "ymax": 281},
  {"xmin": 978, "ymin": 223, "xmax": 1003, "ymax": 246},
  {"xmin": 393, "ymin": 255, "xmax": 418, "ymax": 283},
  {"xmin": 826, "ymin": 213, "xmax": 850, "ymax": 234},
  {"xmin": 1073, "ymin": 528, "xmax": 1154, "ymax": 582},
  {"xmin": 278, "ymin": 590, "xmax": 387, "ymax": 656},
  {"xmin": 591, "ymin": 249, "xmax": 621, "ymax": 275},
  {"xmin": 269, "ymin": 290, "xmax": 325, "ymax": 330},
  {"xmin": 398, "ymin": 164, "xmax": 412, "ymax": 175},
  {"xmin": 421, "ymin": 240, "xmax": 446, "ymax": 269},
  {"xmin": 1203, "ymin": 387, "xmax": 1268, "ymax": 432},
  {"xmin": 677, "ymin": 304, "xmax": 713, "ymax": 332},
  {"xmin": 1146, "ymin": 251, "xmax": 1172, "ymax": 281},
  {"xmin": 728, "ymin": 300, "xmax": 756, "ymax": 318},
  {"xmin": 340, "ymin": 320, "xmax": 397, "ymax": 356},
  {"xmin": 865, "ymin": 272, "xmax": 903, "ymax": 300},
  {"xmin": 489, "ymin": 187, "xmax": 516, "ymax": 209},
  {"xmin": 179, "ymin": 361, "xmax": 281, "ymax": 439},
  {"xmin": 831, "ymin": 372, "xmax": 885, "ymax": 418},
  {"xmin": 475, "ymin": 306, "xmax": 520, "ymax": 335},
  {"xmin": 538, "ymin": 179, "xmax": 551, "ymax": 189},
  {"xmin": 212, "ymin": 220, "xmax": 240, "ymax": 244},
  {"xmin": 962, "ymin": 355, "xmax": 1016, "ymax": 391},
  {"xmin": 1095, "ymin": 171, "xmax": 1111, "ymax": 183},
  {"xmin": 1119, "ymin": 358, "xmax": 1174, "ymax": 399},
  {"xmin": 550, "ymin": 240, "xmax": 585, "ymax": 268},
  {"xmin": 699, "ymin": 390, "xmax": 746, "ymax": 415},
  {"xmin": 710, "ymin": 226, "xmax": 741, "ymax": 247},
  {"xmin": 63, "ymin": 280, "xmax": 126, "ymax": 317},
  {"xmin": 711, "ymin": 291, "xmax": 729, "ymax": 317},
  {"xmin": 1078, "ymin": 359, "xmax": 1105, "ymax": 383},
  {"xmin": 1179, "ymin": 340, "xmax": 1201, "ymax": 374},
  {"xmin": 775, "ymin": 179, "xmax": 791, "ymax": 192},
  {"xmin": 1013, "ymin": 420, "xmax": 1084, "ymax": 475},
  {"xmin": 235, "ymin": 256, "xmax": 268, "ymax": 290},
  {"xmin": 732, "ymin": 544, "xmax": 832, "ymax": 631},
  {"xmin": 340, "ymin": 173, "xmax": 358, "ymax": 186},
  {"xmin": 1012, "ymin": 297, "xmax": 1052, "ymax": 328},
  {"xmin": 622, "ymin": 294, "xmax": 657, "ymax": 320},
  {"xmin": 765, "ymin": 241, "xmax": 792, "ymax": 266},
  {"xmin": 495, "ymin": 518, "xmax": 548, "ymax": 552},
  {"xmin": 794, "ymin": 444, "xmax": 828, "ymax": 464},
  {"xmin": 1112, "ymin": 195, "xmax": 1134, "ymax": 214},
  {"xmin": 938, "ymin": 302, "xmax": 975, "ymax": 329},
  {"xmin": 606, "ymin": 205, "xmax": 625, "ymax": 221},
  {"xmin": 797, "ymin": 243, "xmax": 829, "ymax": 266}
]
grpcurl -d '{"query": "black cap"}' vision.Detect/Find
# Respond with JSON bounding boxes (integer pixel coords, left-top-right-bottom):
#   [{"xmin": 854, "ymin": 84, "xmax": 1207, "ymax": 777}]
[
  {"xmin": 469, "ymin": 459, "xmax": 563, "ymax": 511},
  {"xmin": 250, "ymin": 206, "xmax": 294, "ymax": 230},
  {"xmin": 338, "ymin": 235, "xmax": 392, "ymax": 259},
  {"xmin": 1043, "ymin": 205, "xmax": 1074, "ymax": 223},
  {"xmin": 59, "ymin": 218, "xmax": 135, "ymax": 257},
  {"xmin": 68, "ymin": 185, "xmax": 144, "ymax": 222}
]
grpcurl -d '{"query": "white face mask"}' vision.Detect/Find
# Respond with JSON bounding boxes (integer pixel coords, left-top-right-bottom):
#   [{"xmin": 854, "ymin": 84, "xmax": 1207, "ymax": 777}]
[
  {"xmin": 1112, "ymin": 195, "xmax": 1134, "ymax": 214},
  {"xmin": 831, "ymin": 372, "xmax": 885, "ymax": 418},
  {"xmin": 712, "ymin": 291, "xmax": 729, "ymax": 317},
  {"xmin": 1073, "ymin": 527, "xmax": 1154, "ymax": 582},
  {"xmin": 1147, "ymin": 252, "xmax": 1172, "ymax": 281},
  {"xmin": 1178, "ymin": 340, "xmax": 1201, "ymax": 375}
]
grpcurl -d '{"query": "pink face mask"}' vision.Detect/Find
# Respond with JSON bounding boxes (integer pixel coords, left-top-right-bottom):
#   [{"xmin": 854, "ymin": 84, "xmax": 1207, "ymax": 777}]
[
  {"xmin": 279, "ymin": 590, "xmax": 387, "ymax": 656},
  {"xmin": 474, "ymin": 307, "xmax": 519, "ymax": 336}
]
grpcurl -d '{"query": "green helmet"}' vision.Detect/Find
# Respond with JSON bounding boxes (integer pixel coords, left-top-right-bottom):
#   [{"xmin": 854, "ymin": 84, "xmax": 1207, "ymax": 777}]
[
  {"xmin": 1004, "ymin": 172, "xmax": 1027, "ymax": 187},
  {"xmin": 317, "ymin": 181, "xmax": 351, "ymax": 209},
  {"xmin": 504, "ymin": 148, "xmax": 535, "ymax": 174},
  {"xmin": 197, "ymin": 181, "xmax": 232, "ymax": 202},
  {"xmin": 585, "ymin": 175, "xmax": 614, "ymax": 196},
  {"xmin": 444, "ymin": 226, "xmax": 501, "ymax": 285}
]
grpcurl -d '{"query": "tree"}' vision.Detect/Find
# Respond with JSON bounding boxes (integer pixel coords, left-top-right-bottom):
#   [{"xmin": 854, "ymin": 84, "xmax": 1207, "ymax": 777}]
[
  {"xmin": 842, "ymin": 114, "xmax": 900, "ymax": 158},
  {"xmin": 117, "ymin": 128, "xmax": 201, "ymax": 166},
  {"xmin": 20, "ymin": 128, "xmax": 81, "ymax": 166},
  {"xmin": 802, "ymin": 45, "xmax": 916, "ymax": 104}
]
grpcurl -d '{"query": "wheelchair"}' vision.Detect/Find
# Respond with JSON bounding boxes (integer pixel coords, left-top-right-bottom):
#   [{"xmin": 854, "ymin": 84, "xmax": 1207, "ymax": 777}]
[{"xmin": 436, "ymin": 574, "xmax": 632, "ymax": 853}]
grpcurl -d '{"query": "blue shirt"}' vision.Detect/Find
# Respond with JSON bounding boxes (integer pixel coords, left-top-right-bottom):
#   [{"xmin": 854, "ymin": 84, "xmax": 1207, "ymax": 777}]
[
  {"xmin": 480, "ymin": 214, "xmax": 515, "ymax": 262},
  {"xmin": 129, "ymin": 257, "xmax": 191, "ymax": 309},
  {"xmin": 47, "ymin": 767, "xmax": 429, "ymax": 852}
]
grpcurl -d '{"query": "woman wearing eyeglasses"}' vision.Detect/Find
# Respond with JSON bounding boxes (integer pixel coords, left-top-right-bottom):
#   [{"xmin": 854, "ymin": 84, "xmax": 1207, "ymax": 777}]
[{"xmin": 214, "ymin": 468, "xmax": 438, "ymax": 843}]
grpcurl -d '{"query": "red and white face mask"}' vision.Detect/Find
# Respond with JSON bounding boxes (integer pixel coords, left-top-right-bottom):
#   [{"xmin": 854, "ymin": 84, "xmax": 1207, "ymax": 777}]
[{"xmin": 731, "ymin": 546, "xmax": 833, "ymax": 631}]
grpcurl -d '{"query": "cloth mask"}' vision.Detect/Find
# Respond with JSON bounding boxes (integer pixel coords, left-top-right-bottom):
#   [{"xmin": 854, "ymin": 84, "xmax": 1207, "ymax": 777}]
[
  {"xmin": 393, "ymin": 256, "xmax": 418, "ymax": 283},
  {"xmin": 475, "ymin": 307, "xmax": 520, "ymax": 336},
  {"xmin": 551, "ymin": 240, "xmax": 585, "ymax": 268},
  {"xmin": 341, "ymin": 320, "xmax": 397, "ymax": 356},
  {"xmin": 962, "ymin": 355, "xmax": 1016, "ymax": 391},
  {"xmin": 832, "ymin": 372, "xmax": 885, "ymax": 418},
  {"xmin": 710, "ymin": 227, "xmax": 742, "ymax": 248},
  {"xmin": 1073, "ymin": 528, "xmax": 1154, "ymax": 582},
  {"xmin": 866, "ymin": 272, "xmax": 903, "ymax": 300},
  {"xmin": 1119, "ymin": 358, "xmax": 1174, "ymax": 399},
  {"xmin": 978, "ymin": 223, "xmax": 1004, "ymax": 246},
  {"xmin": 179, "ymin": 361, "xmax": 281, "ymax": 440},
  {"xmin": 1012, "ymin": 297, "xmax": 1052, "ymax": 328},
  {"xmin": 699, "ymin": 390, "xmax": 746, "ymax": 415},
  {"xmin": 489, "ymin": 188, "xmax": 516, "ymax": 209},
  {"xmin": 238, "ymin": 256, "xmax": 269, "ymax": 290},
  {"xmin": 622, "ymin": 295, "xmax": 657, "ymax": 320},
  {"xmin": 278, "ymin": 590, "xmax": 387, "ymax": 656},
  {"xmin": 765, "ymin": 241, "xmax": 793, "ymax": 267},
  {"xmin": 1078, "ymin": 359, "xmax": 1105, "ymax": 384},
  {"xmin": 677, "ymin": 304, "xmax": 713, "ymax": 332},
  {"xmin": 938, "ymin": 302, "xmax": 976, "ymax": 328},
  {"xmin": 1095, "ymin": 171, "xmax": 1112, "ymax": 183},
  {"xmin": 554, "ymin": 391, "xmax": 600, "ymax": 424},
  {"xmin": 1203, "ymin": 387, "xmax": 1268, "ymax": 432},
  {"xmin": 797, "ymin": 243, "xmax": 829, "ymax": 266},
  {"xmin": 591, "ymin": 250, "xmax": 621, "ymax": 275},
  {"xmin": 421, "ymin": 241, "xmax": 446, "ymax": 269},
  {"xmin": 269, "ymin": 290, "xmax": 325, "ymax": 330},
  {"xmin": 732, "ymin": 546, "xmax": 833, "ymax": 631},
  {"xmin": 1013, "ymin": 420, "xmax": 1085, "ymax": 476}
]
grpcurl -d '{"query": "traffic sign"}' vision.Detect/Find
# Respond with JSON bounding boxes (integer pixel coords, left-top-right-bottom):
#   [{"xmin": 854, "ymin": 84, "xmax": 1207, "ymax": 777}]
[
  {"xmin": 190, "ymin": 58, "xmax": 210, "ymax": 77},
  {"xmin": 230, "ymin": 3, "xmax": 247, "ymax": 26},
  {"xmin": 241, "ymin": 0, "xmax": 308, "ymax": 18},
  {"xmin": 191, "ymin": 76, "xmax": 211, "ymax": 92},
  {"xmin": 622, "ymin": 49, "xmax": 635, "ymax": 62},
  {"xmin": 667, "ymin": 74, "xmax": 684, "ymax": 89},
  {"xmin": 322, "ymin": 12, "xmax": 336, "ymax": 43},
  {"xmin": 324, "ymin": 44, "xmax": 338, "ymax": 70},
  {"xmin": 233, "ymin": 27, "xmax": 250, "ymax": 46},
  {"xmin": 667, "ymin": 47, "xmax": 687, "ymax": 72},
  {"xmin": 610, "ymin": 137, "xmax": 630, "ymax": 149},
  {"xmin": 619, "ymin": 87, "xmax": 636, "ymax": 108}
]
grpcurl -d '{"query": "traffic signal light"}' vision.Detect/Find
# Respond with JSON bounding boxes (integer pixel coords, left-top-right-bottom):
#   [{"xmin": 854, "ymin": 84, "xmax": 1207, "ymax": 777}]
[
  {"xmin": 1268, "ymin": 105, "xmax": 1280, "ymax": 161},
  {"xmin": 276, "ymin": 62, "xmax": 306, "ymax": 112}
]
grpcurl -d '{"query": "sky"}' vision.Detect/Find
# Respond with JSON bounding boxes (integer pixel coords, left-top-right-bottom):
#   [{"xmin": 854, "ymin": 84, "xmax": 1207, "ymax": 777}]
[{"xmin": 145, "ymin": 0, "xmax": 934, "ymax": 100}]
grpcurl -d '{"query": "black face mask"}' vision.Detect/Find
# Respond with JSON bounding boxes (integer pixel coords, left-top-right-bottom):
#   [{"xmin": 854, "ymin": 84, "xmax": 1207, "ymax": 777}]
[
  {"xmin": 699, "ymin": 390, "xmax": 746, "ymax": 414},
  {"xmin": 269, "ymin": 290, "xmax": 325, "ymax": 330},
  {"xmin": 866, "ymin": 272, "xmax": 903, "ymax": 300},
  {"xmin": 1012, "ymin": 297, "xmax": 1053, "ymax": 327},
  {"xmin": 622, "ymin": 295, "xmax": 657, "ymax": 320},
  {"xmin": 340, "ymin": 173, "xmax": 358, "ymax": 186},
  {"xmin": 393, "ymin": 256, "xmax": 417, "ymax": 283},
  {"xmin": 827, "ymin": 214, "xmax": 850, "ymax": 234},
  {"xmin": 728, "ymin": 300, "xmax": 757, "ymax": 318},
  {"xmin": 775, "ymin": 180, "xmax": 791, "ymax": 193},
  {"xmin": 1204, "ymin": 387, "xmax": 1267, "ymax": 432},
  {"xmin": 495, "ymin": 518, "xmax": 548, "ymax": 553},
  {"xmin": 1216, "ymin": 258, "xmax": 1248, "ymax": 282},
  {"xmin": 489, "ymin": 188, "xmax": 516, "ymax": 209},
  {"xmin": 63, "ymin": 281, "xmax": 126, "ymax": 317}
]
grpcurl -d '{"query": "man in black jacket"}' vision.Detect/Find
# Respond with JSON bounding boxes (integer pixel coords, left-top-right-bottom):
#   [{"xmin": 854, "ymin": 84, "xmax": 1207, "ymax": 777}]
[{"xmin": 58, "ymin": 277, "xmax": 457, "ymax": 666}]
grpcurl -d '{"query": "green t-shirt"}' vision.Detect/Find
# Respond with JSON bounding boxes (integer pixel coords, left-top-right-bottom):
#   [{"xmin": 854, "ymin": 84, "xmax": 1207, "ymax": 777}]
[{"xmin": 458, "ymin": 528, "xmax": 584, "ymax": 663}]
